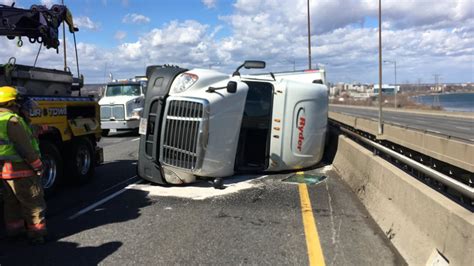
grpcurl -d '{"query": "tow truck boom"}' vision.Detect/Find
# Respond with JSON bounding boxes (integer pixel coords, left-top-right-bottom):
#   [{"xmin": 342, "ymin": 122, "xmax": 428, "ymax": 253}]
[{"xmin": 0, "ymin": 3, "xmax": 77, "ymax": 51}]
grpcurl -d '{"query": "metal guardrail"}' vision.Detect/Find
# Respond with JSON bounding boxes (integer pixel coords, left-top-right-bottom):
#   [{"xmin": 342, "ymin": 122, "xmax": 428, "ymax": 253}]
[
  {"xmin": 340, "ymin": 127, "xmax": 474, "ymax": 200},
  {"xmin": 329, "ymin": 111, "xmax": 474, "ymax": 173}
]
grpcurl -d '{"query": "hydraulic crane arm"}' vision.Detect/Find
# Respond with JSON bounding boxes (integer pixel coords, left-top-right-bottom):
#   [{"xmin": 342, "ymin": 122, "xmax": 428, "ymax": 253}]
[{"xmin": 0, "ymin": 3, "xmax": 77, "ymax": 50}]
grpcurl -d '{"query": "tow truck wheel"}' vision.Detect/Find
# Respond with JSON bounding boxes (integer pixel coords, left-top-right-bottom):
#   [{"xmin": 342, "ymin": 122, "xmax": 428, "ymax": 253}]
[
  {"xmin": 101, "ymin": 129, "xmax": 109, "ymax": 137},
  {"xmin": 68, "ymin": 137, "xmax": 95, "ymax": 184},
  {"xmin": 40, "ymin": 140, "xmax": 63, "ymax": 196}
]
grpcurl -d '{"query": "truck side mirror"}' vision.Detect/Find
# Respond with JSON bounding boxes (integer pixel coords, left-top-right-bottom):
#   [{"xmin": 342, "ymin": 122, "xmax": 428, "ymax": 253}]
[
  {"xmin": 233, "ymin": 60, "xmax": 266, "ymax": 76},
  {"xmin": 227, "ymin": 81, "xmax": 237, "ymax": 93},
  {"xmin": 244, "ymin": 60, "xmax": 265, "ymax": 69}
]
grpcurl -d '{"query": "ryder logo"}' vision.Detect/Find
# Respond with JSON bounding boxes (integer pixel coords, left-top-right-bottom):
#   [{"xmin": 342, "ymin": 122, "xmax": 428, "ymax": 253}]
[{"xmin": 296, "ymin": 107, "xmax": 306, "ymax": 152}]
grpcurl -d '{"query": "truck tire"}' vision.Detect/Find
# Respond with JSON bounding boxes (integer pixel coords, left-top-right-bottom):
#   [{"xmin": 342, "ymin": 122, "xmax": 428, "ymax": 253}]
[
  {"xmin": 101, "ymin": 129, "xmax": 110, "ymax": 137},
  {"xmin": 40, "ymin": 140, "xmax": 63, "ymax": 195},
  {"xmin": 68, "ymin": 137, "xmax": 95, "ymax": 184}
]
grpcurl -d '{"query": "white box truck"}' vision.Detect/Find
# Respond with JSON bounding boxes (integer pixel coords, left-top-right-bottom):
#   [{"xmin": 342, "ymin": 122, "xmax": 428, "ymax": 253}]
[
  {"xmin": 99, "ymin": 77, "xmax": 147, "ymax": 136},
  {"xmin": 137, "ymin": 61, "xmax": 328, "ymax": 186}
]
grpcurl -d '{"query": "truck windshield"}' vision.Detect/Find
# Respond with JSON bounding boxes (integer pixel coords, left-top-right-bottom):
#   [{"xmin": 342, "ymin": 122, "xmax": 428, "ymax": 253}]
[{"xmin": 105, "ymin": 84, "xmax": 141, "ymax": 97}]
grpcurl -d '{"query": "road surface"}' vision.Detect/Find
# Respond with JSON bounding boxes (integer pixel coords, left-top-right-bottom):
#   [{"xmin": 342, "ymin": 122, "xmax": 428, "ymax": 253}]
[
  {"xmin": 330, "ymin": 105, "xmax": 474, "ymax": 141},
  {"xmin": 0, "ymin": 131, "xmax": 405, "ymax": 265}
]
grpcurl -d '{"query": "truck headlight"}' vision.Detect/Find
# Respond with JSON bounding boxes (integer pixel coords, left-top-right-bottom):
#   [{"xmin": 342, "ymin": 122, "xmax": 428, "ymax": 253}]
[
  {"xmin": 171, "ymin": 73, "xmax": 198, "ymax": 93},
  {"xmin": 131, "ymin": 108, "xmax": 143, "ymax": 119}
]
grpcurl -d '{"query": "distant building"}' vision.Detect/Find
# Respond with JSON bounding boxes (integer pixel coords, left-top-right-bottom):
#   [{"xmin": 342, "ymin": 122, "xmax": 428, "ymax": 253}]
[
  {"xmin": 352, "ymin": 84, "xmax": 369, "ymax": 92},
  {"xmin": 329, "ymin": 86, "xmax": 340, "ymax": 96},
  {"xmin": 336, "ymin": 83, "xmax": 345, "ymax": 91},
  {"xmin": 372, "ymin": 84, "xmax": 399, "ymax": 95},
  {"xmin": 349, "ymin": 92, "xmax": 371, "ymax": 100},
  {"xmin": 430, "ymin": 84, "xmax": 446, "ymax": 92},
  {"xmin": 330, "ymin": 82, "xmax": 371, "ymax": 97}
]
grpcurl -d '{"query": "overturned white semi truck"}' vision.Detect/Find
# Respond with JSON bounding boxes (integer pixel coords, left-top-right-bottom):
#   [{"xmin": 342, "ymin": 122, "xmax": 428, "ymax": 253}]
[{"xmin": 137, "ymin": 61, "xmax": 328, "ymax": 186}]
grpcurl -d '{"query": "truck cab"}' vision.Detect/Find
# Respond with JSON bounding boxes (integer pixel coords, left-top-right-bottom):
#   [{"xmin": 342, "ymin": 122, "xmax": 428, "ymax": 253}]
[
  {"xmin": 137, "ymin": 62, "xmax": 328, "ymax": 185},
  {"xmin": 99, "ymin": 78, "xmax": 147, "ymax": 136}
]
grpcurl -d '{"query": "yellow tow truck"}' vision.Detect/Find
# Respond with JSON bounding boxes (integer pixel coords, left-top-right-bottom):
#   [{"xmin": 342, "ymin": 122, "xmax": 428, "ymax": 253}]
[{"xmin": 0, "ymin": 3, "xmax": 103, "ymax": 193}]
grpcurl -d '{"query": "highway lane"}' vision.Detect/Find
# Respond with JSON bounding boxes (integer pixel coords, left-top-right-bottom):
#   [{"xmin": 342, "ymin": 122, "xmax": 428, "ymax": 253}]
[
  {"xmin": 0, "ymin": 132, "xmax": 404, "ymax": 265},
  {"xmin": 330, "ymin": 105, "xmax": 474, "ymax": 141}
]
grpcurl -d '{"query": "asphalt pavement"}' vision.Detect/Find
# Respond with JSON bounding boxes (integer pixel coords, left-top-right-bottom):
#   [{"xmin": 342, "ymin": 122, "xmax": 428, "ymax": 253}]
[
  {"xmin": 0, "ymin": 130, "xmax": 405, "ymax": 265},
  {"xmin": 330, "ymin": 105, "xmax": 474, "ymax": 141}
]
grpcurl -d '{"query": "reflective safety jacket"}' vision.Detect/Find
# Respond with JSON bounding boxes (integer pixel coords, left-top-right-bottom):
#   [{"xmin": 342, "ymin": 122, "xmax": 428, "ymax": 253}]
[{"xmin": 0, "ymin": 109, "xmax": 42, "ymax": 179}]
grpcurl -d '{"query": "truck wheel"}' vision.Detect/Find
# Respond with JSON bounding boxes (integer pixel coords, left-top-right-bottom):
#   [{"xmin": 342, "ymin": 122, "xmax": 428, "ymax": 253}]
[
  {"xmin": 213, "ymin": 178, "xmax": 224, "ymax": 189},
  {"xmin": 101, "ymin": 129, "xmax": 110, "ymax": 136},
  {"xmin": 68, "ymin": 137, "xmax": 95, "ymax": 184},
  {"xmin": 40, "ymin": 140, "xmax": 63, "ymax": 195}
]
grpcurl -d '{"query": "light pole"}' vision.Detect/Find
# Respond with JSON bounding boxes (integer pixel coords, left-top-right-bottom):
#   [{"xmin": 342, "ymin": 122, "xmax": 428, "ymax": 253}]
[
  {"xmin": 378, "ymin": 0, "xmax": 383, "ymax": 134},
  {"xmin": 384, "ymin": 60, "xmax": 397, "ymax": 108},
  {"xmin": 307, "ymin": 0, "xmax": 312, "ymax": 70}
]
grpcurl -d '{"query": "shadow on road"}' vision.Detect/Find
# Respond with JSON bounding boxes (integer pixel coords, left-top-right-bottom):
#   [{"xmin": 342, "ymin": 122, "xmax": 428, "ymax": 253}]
[
  {"xmin": 0, "ymin": 172, "xmax": 151, "ymax": 265},
  {"xmin": 45, "ymin": 160, "xmax": 138, "ymax": 216},
  {"xmin": 0, "ymin": 240, "xmax": 122, "ymax": 265},
  {"xmin": 103, "ymin": 130, "xmax": 139, "ymax": 138}
]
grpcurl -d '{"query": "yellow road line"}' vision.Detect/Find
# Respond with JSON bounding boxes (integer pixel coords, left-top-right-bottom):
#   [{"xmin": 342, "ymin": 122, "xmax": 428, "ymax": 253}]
[{"xmin": 299, "ymin": 183, "xmax": 326, "ymax": 266}]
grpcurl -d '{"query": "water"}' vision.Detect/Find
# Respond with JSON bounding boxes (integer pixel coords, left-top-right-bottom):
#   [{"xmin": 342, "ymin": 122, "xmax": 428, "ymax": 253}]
[{"xmin": 413, "ymin": 93, "xmax": 474, "ymax": 112}]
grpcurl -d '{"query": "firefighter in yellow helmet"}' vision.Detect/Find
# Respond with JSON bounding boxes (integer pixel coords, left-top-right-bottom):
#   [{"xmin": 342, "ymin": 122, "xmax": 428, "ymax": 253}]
[{"xmin": 0, "ymin": 86, "xmax": 46, "ymax": 245}]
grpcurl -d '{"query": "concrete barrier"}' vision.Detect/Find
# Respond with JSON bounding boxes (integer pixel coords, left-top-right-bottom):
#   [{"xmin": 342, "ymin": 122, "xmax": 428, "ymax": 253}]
[{"xmin": 332, "ymin": 135, "xmax": 473, "ymax": 265}]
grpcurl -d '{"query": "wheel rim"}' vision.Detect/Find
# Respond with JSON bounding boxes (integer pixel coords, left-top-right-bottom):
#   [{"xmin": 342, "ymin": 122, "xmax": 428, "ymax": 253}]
[
  {"xmin": 41, "ymin": 155, "xmax": 57, "ymax": 189},
  {"xmin": 76, "ymin": 145, "xmax": 91, "ymax": 175}
]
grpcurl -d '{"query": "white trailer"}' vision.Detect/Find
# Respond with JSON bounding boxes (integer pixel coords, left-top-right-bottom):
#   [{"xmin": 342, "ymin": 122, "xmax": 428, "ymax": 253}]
[
  {"xmin": 137, "ymin": 61, "xmax": 328, "ymax": 186},
  {"xmin": 253, "ymin": 68, "xmax": 327, "ymax": 85}
]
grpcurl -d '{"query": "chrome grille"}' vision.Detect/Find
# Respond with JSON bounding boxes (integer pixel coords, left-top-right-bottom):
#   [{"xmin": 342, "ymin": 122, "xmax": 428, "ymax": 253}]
[
  {"xmin": 101, "ymin": 105, "xmax": 125, "ymax": 120},
  {"xmin": 161, "ymin": 99, "xmax": 207, "ymax": 170}
]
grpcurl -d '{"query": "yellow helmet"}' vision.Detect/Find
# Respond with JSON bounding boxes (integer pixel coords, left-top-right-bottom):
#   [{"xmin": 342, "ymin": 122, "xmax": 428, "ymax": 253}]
[{"xmin": 0, "ymin": 86, "xmax": 18, "ymax": 103}]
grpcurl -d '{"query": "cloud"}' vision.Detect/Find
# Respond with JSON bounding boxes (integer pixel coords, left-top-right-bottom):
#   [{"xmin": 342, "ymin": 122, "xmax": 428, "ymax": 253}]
[
  {"xmin": 74, "ymin": 16, "xmax": 100, "ymax": 31},
  {"xmin": 113, "ymin": 20, "xmax": 212, "ymax": 67},
  {"xmin": 40, "ymin": 0, "xmax": 58, "ymax": 7},
  {"xmin": 375, "ymin": 0, "xmax": 474, "ymax": 29},
  {"xmin": 122, "ymin": 13, "xmax": 151, "ymax": 24},
  {"xmin": 114, "ymin": 31, "xmax": 127, "ymax": 41},
  {"xmin": 230, "ymin": 0, "xmax": 474, "ymax": 34},
  {"xmin": 1, "ymin": 0, "xmax": 472, "ymax": 83},
  {"xmin": 202, "ymin": 0, "xmax": 217, "ymax": 9},
  {"xmin": 1, "ymin": 0, "xmax": 14, "ymax": 5}
]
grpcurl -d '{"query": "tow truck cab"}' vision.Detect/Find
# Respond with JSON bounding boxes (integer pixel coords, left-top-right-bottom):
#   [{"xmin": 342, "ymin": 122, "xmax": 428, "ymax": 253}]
[
  {"xmin": 99, "ymin": 78, "xmax": 147, "ymax": 135},
  {"xmin": 137, "ymin": 62, "xmax": 328, "ymax": 185}
]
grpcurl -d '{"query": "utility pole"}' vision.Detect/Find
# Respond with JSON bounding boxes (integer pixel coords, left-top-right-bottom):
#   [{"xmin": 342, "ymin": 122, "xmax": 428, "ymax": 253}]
[
  {"xmin": 378, "ymin": 0, "xmax": 383, "ymax": 134},
  {"xmin": 433, "ymin": 74, "xmax": 440, "ymax": 91},
  {"xmin": 394, "ymin": 60, "xmax": 397, "ymax": 108},
  {"xmin": 307, "ymin": 0, "xmax": 312, "ymax": 70}
]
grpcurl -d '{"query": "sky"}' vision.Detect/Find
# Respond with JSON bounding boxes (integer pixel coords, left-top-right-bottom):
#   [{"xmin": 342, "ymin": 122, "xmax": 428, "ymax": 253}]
[{"xmin": 0, "ymin": 0, "xmax": 473, "ymax": 84}]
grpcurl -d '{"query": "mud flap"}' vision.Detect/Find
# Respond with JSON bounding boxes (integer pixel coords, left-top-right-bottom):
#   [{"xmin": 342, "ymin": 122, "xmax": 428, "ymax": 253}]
[{"xmin": 95, "ymin": 146, "xmax": 103, "ymax": 166}]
